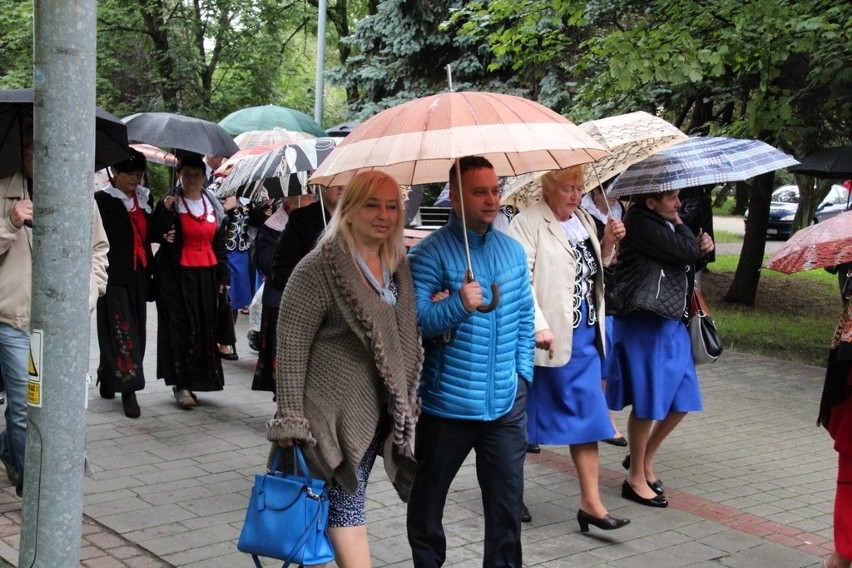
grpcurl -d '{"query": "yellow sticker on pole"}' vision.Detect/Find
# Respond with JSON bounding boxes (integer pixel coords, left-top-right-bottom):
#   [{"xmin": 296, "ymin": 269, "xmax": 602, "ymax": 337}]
[{"xmin": 28, "ymin": 329, "xmax": 43, "ymax": 407}]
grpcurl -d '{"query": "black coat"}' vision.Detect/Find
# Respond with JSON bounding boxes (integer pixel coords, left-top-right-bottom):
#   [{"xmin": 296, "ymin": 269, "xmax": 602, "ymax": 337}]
[
  {"xmin": 271, "ymin": 201, "xmax": 330, "ymax": 292},
  {"xmin": 610, "ymin": 206, "xmax": 702, "ymax": 320},
  {"xmin": 94, "ymin": 190, "xmax": 154, "ymax": 286}
]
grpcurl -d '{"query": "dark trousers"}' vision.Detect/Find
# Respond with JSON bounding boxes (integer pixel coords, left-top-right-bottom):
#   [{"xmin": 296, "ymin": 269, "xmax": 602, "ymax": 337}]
[{"xmin": 407, "ymin": 379, "xmax": 528, "ymax": 568}]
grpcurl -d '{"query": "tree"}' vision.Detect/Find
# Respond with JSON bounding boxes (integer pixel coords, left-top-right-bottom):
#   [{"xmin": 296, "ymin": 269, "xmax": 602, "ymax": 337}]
[
  {"xmin": 452, "ymin": 0, "xmax": 852, "ymax": 305},
  {"xmin": 0, "ymin": 0, "xmax": 33, "ymax": 89},
  {"xmin": 330, "ymin": 0, "xmax": 529, "ymax": 118},
  {"xmin": 96, "ymin": 0, "xmax": 315, "ymax": 120}
]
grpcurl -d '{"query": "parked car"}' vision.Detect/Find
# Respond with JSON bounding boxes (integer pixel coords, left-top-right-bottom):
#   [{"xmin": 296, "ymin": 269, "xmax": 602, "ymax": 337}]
[
  {"xmin": 745, "ymin": 184, "xmax": 851, "ymax": 239},
  {"xmin": 813, "ymin": 183, "xmax": 852, "ymax": 224}
]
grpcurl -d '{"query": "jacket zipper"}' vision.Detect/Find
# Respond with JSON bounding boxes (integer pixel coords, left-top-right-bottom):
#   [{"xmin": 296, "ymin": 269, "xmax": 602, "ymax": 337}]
[{"xmin": 655, "ymin": 269, "xmax": 665, "ymax": 298}]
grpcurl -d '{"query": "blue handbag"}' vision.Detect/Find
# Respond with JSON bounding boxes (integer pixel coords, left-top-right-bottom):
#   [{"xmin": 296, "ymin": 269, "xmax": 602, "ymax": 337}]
[{"xmin": 237, "ymin": 446, "xmax": 335, "ymax": 568}]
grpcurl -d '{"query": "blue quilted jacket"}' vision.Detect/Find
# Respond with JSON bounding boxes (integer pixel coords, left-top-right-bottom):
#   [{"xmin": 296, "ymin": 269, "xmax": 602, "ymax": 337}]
[{"xmin": 408, "ymin": 213, "xmax": 535, "ymax": 420}]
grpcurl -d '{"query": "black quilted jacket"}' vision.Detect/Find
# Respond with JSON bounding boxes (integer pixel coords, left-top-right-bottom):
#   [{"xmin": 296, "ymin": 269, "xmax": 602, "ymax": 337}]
[{"xmin": 610, "ymin": 205, "xmax": 703, "ymax": 320}]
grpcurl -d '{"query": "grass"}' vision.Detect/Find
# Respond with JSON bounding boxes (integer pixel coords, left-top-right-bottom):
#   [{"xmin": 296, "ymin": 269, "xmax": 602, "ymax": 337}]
[
  {"xmin": 711, "ymin": 229, "xmax": 741, "ymax": 243},
  {"xmin": 702, "ymin": 253, "xmax": 841, "ymax": 367}
]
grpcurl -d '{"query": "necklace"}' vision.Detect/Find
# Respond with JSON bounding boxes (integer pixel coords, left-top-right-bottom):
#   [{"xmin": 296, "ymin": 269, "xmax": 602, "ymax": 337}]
[{"xmin": 179, "ymin": 194, "xmax": 216, "ymax": 223}]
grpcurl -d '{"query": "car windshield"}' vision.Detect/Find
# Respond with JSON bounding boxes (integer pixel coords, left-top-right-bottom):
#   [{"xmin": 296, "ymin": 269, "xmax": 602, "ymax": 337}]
[{"xmin": 771, "ymin": 188, "xmax": 799, "ymax": 203}]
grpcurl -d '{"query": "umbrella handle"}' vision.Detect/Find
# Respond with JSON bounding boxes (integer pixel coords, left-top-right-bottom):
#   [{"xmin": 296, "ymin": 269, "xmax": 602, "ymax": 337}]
[{"xmin": 466, "ymin": 270, "xmax": 500, "ymax": 313}]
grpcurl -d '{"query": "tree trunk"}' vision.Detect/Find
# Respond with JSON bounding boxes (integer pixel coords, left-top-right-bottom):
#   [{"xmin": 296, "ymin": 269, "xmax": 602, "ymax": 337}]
[
  {"xmin": 792, "ymin": 175, "xmax": 831, "ymax": 233},
  {"xmin": 733, "ymin": 180, "xmax": 749, "ymax": 215},
  {"xmin": 725, "ymin": 171, "xmax": 774, "ymax": 305}
]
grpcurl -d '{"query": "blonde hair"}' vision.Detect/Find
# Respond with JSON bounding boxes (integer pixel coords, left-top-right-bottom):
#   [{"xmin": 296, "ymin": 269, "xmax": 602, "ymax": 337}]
[
  {"xmin": 540, "ymin": 165, "xmax": 586, "ymax": 205},
  {"xmin": 319, "ymin": 171, "xmax": 406, "ymax": 271}
]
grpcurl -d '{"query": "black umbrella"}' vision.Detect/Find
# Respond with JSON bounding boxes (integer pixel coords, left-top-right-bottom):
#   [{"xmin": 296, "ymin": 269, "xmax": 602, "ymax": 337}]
[
  {"xmin": 789, "ymin": 145, "xmax": 852, "ymax": 179},
  {"xmin": 325, "ymin": 121, "xmax": 360, "ymax": 137},
  {"xmin": 123, "ymin": 112, "xmax": 239, "ymax": 158},
  {"xmin": 0, "ymin": 88, "xmax": 131, "ymax": 178}
]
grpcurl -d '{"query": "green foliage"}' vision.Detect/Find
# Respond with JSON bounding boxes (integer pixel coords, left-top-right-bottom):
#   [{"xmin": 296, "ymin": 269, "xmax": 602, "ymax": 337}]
[
  {"xmin": 0, "ymin": 1, "xmax": 33, "ymax": 89},
  {"xmin": 330, "ymin": 0, "xmax": 530, "ymax": 118}
]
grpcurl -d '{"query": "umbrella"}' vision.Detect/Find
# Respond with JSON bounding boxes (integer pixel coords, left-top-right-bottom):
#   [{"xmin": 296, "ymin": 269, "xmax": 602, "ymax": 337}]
[
  {"xmin": 309, "ymin": 91, "xmax": 609, "ymax": 188},
  {"xmin": 788, "ymin": 145, "xmax": 852, "ymax": 179},
  {"xmin": 218, "ymin": 137, "xmax": 339, "ymax": 200},
  {"xmin": 233, "ymin": 128, "xmax": 315, "ymax": 150},
  {"xmin": 326, "ymin": 121, "xmax": 360, "ymax": 137},
  {"xmin": 130, "ymin": 143, "xmax": 176, "ymax": 167},
  {"xmin": 0, "ymin": 88, "xmax": 131, "ymax": 178},
  {"xmin": 308, "ymin": 89, "xmax": 610, "ymax": 313},
  {"xmin": 500, "ymin": 112, "xmax": 687, "ymax": 208},
  {"xmin": 219, "ymin": 105, "xmax": 327, "ymax": 137},
  {"xmin": 764, "ymin": 210, "xmax": 852, "ymax": 274},
  {"xmin": 580, "ymin": 111, "xmax": 689, "ymax": 187},
  {"xmin": 607, "ymin": 136, "xmax": 800, "ymax": 198},
  {"xmin": 123, "ymin": 112, "xmax": 239, "ymax": 158}
]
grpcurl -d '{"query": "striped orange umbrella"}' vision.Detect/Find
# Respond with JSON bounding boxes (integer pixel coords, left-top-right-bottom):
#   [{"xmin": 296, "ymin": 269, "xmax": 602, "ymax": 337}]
[{"xmin": 309, "ymin": 91, "xmax": 609, "ymax": 187}]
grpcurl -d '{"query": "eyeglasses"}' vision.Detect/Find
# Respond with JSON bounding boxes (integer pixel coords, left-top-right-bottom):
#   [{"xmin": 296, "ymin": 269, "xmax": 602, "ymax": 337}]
[{"xmin": 120, "ymin": 170, "xmax": 145, "ymax": 179}]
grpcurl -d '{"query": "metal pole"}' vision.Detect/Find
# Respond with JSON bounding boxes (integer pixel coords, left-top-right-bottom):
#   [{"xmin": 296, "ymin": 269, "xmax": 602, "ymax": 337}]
[
  {"xmin": 314, "ymin": 0, "xmax": 327, "ymax": 126},
  {"xmin": 22, "ymin": 1, "xmax": 96, "ymax": 566}
]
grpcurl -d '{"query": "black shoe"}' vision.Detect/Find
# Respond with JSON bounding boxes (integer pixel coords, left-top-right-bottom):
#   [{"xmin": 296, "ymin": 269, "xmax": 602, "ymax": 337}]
[
  {"xmin": 526, "ymin": 444, "xmax": 541, "ymax": 454},
  {"xmin": 621, "ymin": 480, "xmax": 668, "ymax": 508},
  {"xmin": 521, "ymin": 502, "xmax": 532, "ymax": 523},
  {"xmin": 648, "ymin": 479, "xmax": 664, "ymax": 495},
  {"xmin": 577, "ymin": 509, "xmax": 630, "ymax": 532},
  {"xmin": 98, "ymin": 378, "xmax": 115, "ymax": 400},
  {"xmin": 603, "ymin": 436, "xmax": 628, "ymax": 447},
  {"xmin": 247, "ymin": 331, "xmax": 260, "ymax": 352},
  {"xmin": 622, "ymin": 454, "xmax": 630, "ymax": 470},
  {"xmin": 121, "ymin": 391, "xmax": 141, "ymax": 419},
  {"xmin": 218, "ymin": 346, "xmax": 239, "ymax": 361}
]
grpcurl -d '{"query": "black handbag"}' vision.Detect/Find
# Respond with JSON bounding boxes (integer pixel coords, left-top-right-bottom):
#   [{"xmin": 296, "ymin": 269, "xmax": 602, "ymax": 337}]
[
  {"xmin": 689, "ymin": 288, "xmax": 723, "ymax": 364},
  {"xmin": 237, "ymin": 446, "xmax": 335, "ymax": 567},
  {"xmin": 214, "ymin": 288, "xmax": 236, "ymax": 345}
]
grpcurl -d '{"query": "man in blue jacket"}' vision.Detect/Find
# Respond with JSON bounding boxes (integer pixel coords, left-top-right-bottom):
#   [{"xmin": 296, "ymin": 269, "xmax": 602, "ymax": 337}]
[{"xmin": 406, "ymin": 156, "xmax": 535, "ymax": 568}]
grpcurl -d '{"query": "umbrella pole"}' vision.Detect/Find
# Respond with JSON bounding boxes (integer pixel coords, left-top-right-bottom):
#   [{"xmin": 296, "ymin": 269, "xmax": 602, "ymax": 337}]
[
  {"xmin": 318, "ymin": 187, "xmax": 327, "ymax": 229},
  {"xmin": 453, "ymin": 160, "xmax": 474, "ymax": 276},
  {"xmin": 590, "ymin": 164, "xmax": 613, "ymax": 218}
]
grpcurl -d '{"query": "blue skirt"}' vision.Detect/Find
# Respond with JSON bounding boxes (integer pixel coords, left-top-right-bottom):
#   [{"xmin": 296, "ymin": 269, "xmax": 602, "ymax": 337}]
[
  {"xmin": 605, "ymin": 312, "xmax": 703, "ymax": 420},
  {"xmin": 227, "ymin": 249, "xmax": 253, "ymax": 309},
  {"xmin": 527, "ymin": 301, "xmax": 615, "ymax": 445}
]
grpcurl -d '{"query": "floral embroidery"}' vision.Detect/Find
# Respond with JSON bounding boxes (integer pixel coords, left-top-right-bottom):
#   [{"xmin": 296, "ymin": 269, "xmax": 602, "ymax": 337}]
[{"xmin": 111, "ymin": 311, "xmax": 138, "ymax": 383}]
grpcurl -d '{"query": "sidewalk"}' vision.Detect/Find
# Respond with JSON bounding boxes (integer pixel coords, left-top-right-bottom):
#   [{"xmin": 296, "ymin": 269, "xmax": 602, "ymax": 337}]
[{"xmin": 0, "ymin": 307, "xmax": 836, "ymax": 567}]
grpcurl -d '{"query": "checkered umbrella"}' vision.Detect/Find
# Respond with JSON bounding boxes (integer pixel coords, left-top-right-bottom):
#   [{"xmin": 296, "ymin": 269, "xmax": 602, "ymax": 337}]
[{"xmin": 607, "ymin": 136, "xmax": 799, "ymax": 198}]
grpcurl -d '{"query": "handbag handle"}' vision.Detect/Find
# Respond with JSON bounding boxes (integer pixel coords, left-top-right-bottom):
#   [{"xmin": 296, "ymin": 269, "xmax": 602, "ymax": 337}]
[{"xmin": 268, "ymin": 446, "xmax": 316, "ymax": 487}]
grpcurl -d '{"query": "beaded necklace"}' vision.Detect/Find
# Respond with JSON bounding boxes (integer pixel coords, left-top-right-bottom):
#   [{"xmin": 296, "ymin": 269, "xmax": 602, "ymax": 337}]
[{"xmin": 179, "ymin": 193, "xmax": 215, "ymax": 223}]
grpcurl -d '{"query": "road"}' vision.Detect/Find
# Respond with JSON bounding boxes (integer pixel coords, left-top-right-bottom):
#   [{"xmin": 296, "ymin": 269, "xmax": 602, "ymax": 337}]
[{"xmin": 713, "ymin": 215, "xmax": 785, "ymax": 255}]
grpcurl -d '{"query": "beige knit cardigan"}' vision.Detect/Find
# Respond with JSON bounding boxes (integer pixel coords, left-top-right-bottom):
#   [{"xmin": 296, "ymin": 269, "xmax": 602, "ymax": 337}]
[{"xmin": 266, "ymin": 236, "xmax": 423, "ymax": 500}]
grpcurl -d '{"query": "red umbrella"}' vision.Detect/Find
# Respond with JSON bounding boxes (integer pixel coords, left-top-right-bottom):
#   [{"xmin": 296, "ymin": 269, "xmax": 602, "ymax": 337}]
[{"xmin": 765, "ymin": 210, "xmax": 852, "ymax": 274}]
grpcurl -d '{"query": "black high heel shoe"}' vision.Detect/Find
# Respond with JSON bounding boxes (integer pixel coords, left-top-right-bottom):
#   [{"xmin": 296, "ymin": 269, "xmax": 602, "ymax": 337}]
[
  {"xmin": 576, "ymin": 509, "xmax": 630, "ymax": 532},
  {"xmin": 621, "ymin": 480, "xmax": 668, "ymax": 508},
  {"xmin": 622, "ymin": 455, "xmax": 664, "ymax": 494}
]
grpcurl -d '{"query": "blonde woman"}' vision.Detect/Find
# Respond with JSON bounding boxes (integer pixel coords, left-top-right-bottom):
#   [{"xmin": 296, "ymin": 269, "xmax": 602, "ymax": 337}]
[
  {"xmin": 509, "ymin": 166, "xmax": 629, "ymax": 532},
  {"xmin": 267, "ymin": 171, "xmax": 422, "ymax": 567}
]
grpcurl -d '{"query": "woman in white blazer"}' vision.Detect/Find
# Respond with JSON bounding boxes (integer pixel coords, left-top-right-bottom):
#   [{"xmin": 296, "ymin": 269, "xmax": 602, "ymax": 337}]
[{"xmin": 509, "ymin": 166, "xmax": 628, "ymax": 533}]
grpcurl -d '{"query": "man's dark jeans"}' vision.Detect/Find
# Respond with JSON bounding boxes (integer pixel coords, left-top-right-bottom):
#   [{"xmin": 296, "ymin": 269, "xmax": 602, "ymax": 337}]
[{"xmin": 407, "ymin": 379, "xmax": 528, "ymax": 568}]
